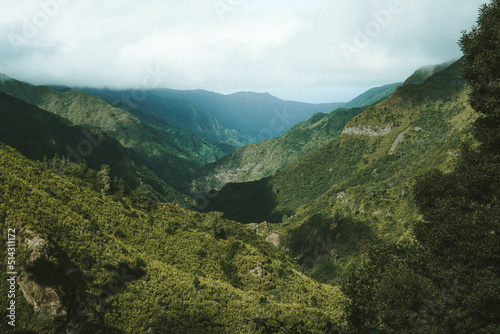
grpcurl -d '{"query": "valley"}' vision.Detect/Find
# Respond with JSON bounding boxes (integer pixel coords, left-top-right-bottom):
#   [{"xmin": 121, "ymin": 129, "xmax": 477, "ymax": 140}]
[
  {"xmin": 0, "ymin": 59, "xmax": 480, "ymax": 333},
  {"xmin": 1, "ymin": 2, "xmax": 500, "ymax": 330}
]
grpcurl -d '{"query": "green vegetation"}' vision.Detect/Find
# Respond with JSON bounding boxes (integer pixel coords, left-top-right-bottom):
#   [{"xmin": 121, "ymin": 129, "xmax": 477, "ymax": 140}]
[
  {"xmin": 1, "ymin": 2, "xmax": 499, "ymax": 332},
  {"xmin": 81, "ymin": 88, "xmax": 344, "ymax": 144},
  {"xmin": 192, "ymin": 107, "xmax": 365, "ymax": 194},
  {"xmin": 79, "ymin": 87, "xmax": 249, "ymax": 147},
  {"xmin": 0, "ymin": 92, "xmax": 190, "ymax": 206},
  {"xmin": 0, "ymin": 77, "xmax": 229, "ymax": 194},
  {"xmin": 341, "ymin": 2, "xmax": 500, "ymax": 332},
  {"xmin": 403, "ymin": 59, "xmax": 456, "ymax": 85},
  {"xmin": 343, "ymin": 82, "xmax": 402, "ymax": 109},
  {"xmin": 203, "ymin": 59, "xmax": 477, "ymax": 286},
  {"xmin": 204, "ymin": 59, "xmax": 473, "ymax": 224},
  {"xmin": 125, "ymin": 106, "xmax": 237, "ymax": 161},
  {"xmin": 0, "ymin": 143, "xmax": 344, "ymax": 333}
]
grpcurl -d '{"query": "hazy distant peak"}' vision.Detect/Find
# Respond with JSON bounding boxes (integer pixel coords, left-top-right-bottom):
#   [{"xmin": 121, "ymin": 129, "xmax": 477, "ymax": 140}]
[
  {"xmin": 0, "ymin": 73, "xmax": 15, "ymax": 84},
  {"xmin": 227, "ymin": 91, "xmax": 274, "ymax": 98}
]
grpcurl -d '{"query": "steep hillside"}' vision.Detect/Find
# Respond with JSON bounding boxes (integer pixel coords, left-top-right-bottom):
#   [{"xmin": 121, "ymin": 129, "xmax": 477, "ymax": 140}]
[
  {"xmin": 191, "ymin": 107, "xmax": 365, "ymax": 195},
  {"xmin": 0, "ymin": 75, "xmax": 227, "ymax": 194},
  {"xmin": 202, "ymin": 60, "xmax": 477, "ymax": 283},
  {"xmin": 77, "ymin": 87, "xmax": 248, "ymax": 146},
  {"xmin": 191, "ymin": 82, "xmax": 410, "ymax": 196},
  {"xmin": 0, "ymin": 92, "xmax": 189, "ymax": 205},
  {"xmin": 0, "ymin": 142, "xmax": 344, "ymax": 333},
  {"xmin": 343, "ymin": 82, "xmax": 402, "ymax": 109},
  {"xmin": 403, "ymin": 59, "xmax": 456, "ymax": 85},
  {"xmin": 79, "ymin": 88, "xmax": 344, "ymax": 144},
  {"xmin": 118, "ymin": 104, "xmax": 236, "ymax": 162}
]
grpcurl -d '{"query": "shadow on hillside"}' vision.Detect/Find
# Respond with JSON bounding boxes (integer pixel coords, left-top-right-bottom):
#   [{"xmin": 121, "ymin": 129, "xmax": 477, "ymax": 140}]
[
  {"xmin": 285, "ymin": 212, "xmax": 379, "ymax": 283},
  {"xmin": 24, "ymin": 240, "xmax": 145, "ymax": 333},
  {"xmin": 200, "ymin": 177, "xmax": 284, "ymax": 224}
]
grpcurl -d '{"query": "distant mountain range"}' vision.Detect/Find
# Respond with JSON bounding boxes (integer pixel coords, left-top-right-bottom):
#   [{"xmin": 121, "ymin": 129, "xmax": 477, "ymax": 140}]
[{"xmin": 73, "ymin": 87, "xmax": 345, "ymax": 145}]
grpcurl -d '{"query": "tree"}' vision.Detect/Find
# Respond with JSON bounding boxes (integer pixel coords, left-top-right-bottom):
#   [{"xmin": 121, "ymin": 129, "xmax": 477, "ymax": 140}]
[
  {"xmin": 459, "ymin": 0, "xmax": 500, "ymax": 151},
  {"xmin": 205, "ymin": 211, "xmax": 226, "ymax": 239},
  {"xmin": 98, "ymin": 164, "xmax": 111, "ymax": 194}
]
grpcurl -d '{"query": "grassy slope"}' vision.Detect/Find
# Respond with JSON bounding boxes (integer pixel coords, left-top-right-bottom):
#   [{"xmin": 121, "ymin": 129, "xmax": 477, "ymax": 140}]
[
  {"xmin": 203, "ymin": 61, "xmax": 471, "ymax": 222},
  {"xmin": 191, "ymin": 108, "xmax": 365, "ymax": 195},
  {"xmin": 202, "ymin": 60, "xmax": 477, "ymax": 283},
  {"xmin": 343, "ymin": 82, "xmax": 402, "ymax": 109},
  {"xmin": 0, "ymin": 142, "xmax": 344, "ymax": 333},
  {"xmin": 192, "ymin": 81, "xmax": 411, "ymax": 196},
  {"xmin": 120, "ymin": 104, "xmax": 236, "ymax": 162},
  {"xmin": 403, "ymin": 59, "xmax": 456, "ymax": 85}
]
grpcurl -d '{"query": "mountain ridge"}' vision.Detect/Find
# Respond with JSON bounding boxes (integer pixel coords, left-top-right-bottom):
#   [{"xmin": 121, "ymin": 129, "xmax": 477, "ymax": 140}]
[
  {"xmin": 189, "ymin": 81, "xmax": 414, "ymax": 195},
  {"xmin": 0, "ymin": 75, "xmax": 229, "ymax": 194},
  {"xmin": 190, "ymin": 107, "xmax": 365, "ymax": 196},
  {"xmin": 343, "ymin": 82, "xmax": 402, "ymax": 109},
  {"xmin": 75, "ymin": 87, "xmax": 345, "ymax": 145},
  {"xmin": 0, "ymin": 91, "xmax": 191, "ymax": 205}
]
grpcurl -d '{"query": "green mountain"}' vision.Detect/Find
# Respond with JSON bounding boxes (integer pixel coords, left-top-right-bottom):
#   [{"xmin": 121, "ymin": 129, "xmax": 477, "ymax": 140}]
[
  {"xmin": 190, "ymin": 83, "xmax": 418, "ymax": 197},
  {"xmin": 343, "ymin": 82, "xmax": 402, "ymax": 109},
  {"xmin": 79, "ymin": 88, "xmax": 345, "ymax": 144},
  {"xmin": 191, "ymin": 107, "xmax": 365, "ymax": 196},
  {"xmin": 76, "ymin": 87, "xmax": 248, "ymax": 146},
  {"xmin": 0, "ymin": 91, "xmax": 189, "ymax": 205},
  {"xmin": 0, "ymin": 142, "xmax": 344, "ymax": 333},
  {"xmin": 403, "ymin": 59, "xmax": 456, "ymax": 85},
  {"xmin": 191, "ymin": 82, "xmax": 412, "ymax": 197},
  {"xmin": 201, "ymin": 60, "xmax": 476, "ymax": 283},
  {"xmin": 0, "ymin": 75, "xmax": 229, "ymax": 194}
]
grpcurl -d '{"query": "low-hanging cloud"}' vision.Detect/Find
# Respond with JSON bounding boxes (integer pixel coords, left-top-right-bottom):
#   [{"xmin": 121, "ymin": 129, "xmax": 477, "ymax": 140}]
[{"xmin": 0, "ymin": 0, "xmax": 487, "ymax": 102}]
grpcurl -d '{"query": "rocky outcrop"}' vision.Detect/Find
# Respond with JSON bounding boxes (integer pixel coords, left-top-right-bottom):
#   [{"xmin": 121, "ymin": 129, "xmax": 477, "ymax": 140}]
[
  {"xmin": 19, "ymin": 230, "xmax": 65, "ymax": 318},
  {"xmin": 342, "ymin": 124, "xmax": 392, "ymax": 137},
  {"xmin": 388, "ymin": 128, "xmax": 409, "ymax": 154},
  {"xmin": 265, "ymin": 233, "xmax": 280, "ymax": 247},
  {"xmin": 248, "ymin": 222, "xmax": 280, "ymax": 247},
  {"xmin": 249, "ymin": 221, "xmax": 270, "ymax": 237}
]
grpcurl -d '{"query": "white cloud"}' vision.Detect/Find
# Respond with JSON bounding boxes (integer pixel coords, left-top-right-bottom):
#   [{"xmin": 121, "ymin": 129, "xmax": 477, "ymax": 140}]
[{"xmin": 0, "ymin": 0, "xmax": 488, "ymax": 102}]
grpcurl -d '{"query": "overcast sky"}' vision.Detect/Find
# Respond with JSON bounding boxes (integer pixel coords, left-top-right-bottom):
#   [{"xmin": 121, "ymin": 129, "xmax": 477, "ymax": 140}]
[{"xmin": 0, "ymin": 0, "xmax": 487, "ymax": 103}]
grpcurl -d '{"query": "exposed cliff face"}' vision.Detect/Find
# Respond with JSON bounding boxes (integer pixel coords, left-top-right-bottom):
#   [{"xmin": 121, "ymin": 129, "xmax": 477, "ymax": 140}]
[
  {"xmin": 342, "ymin": 124, "xmax": 392, "ymax": 137},
  {"xmin": 19, "ymin": 230, "xmax": 65, "ymax": 318}
]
